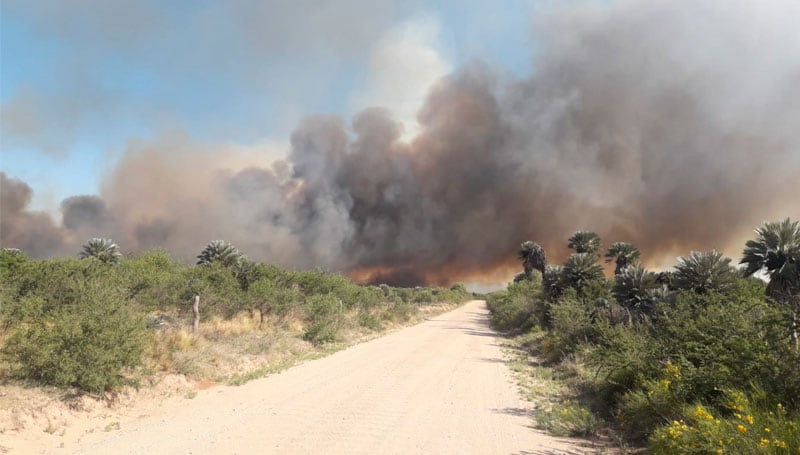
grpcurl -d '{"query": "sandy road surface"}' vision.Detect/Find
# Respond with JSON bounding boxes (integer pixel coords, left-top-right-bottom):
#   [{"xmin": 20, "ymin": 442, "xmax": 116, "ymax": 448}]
[{"xmin": 68, "ymin": 300, "xmax": 592, "ymax": 454}]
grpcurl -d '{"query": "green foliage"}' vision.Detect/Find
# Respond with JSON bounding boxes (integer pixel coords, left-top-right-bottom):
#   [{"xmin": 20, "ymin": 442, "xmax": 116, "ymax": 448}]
[
  {"xmin": 1, "ymin": 264, "xmax": 147, "ymax": 393},
  {"xmin": 542, "ymin": 265, "xmax": 566, "ymax": 302},
  {"xmin": 567, "ymin": 230, "xmax": 602, "ymax": 255},
  {"xmin": 649, "ymin": 391, "xmax": 800, "ymax": 454},
  {"xmin": 0, "ymin": 247, "xmax": 463, "ymax": 394},
  {"xmin": 562, "ymin": 253, "xmax": 605, "ymax": 292},
  {"xmin": 357, "ymin": 311, "xmax": 383, "ymax": 331},
  {"xmin": 590, "ymin": 280, "xmax": 800, "ymax": 440},
  {"xmin": 196, "ymin": 240, "xmax": 244, "ymax": 268},
  {"xmin": 605, "ymin": 242, "xmax": 641, "ymax": 276},
  {"xmin": 612, "ymin": 265, "xmax": 660, "ymax": 321},
  {"xmin": 536, "ymin": 400, "xmax": 601, "ymax": 437},
  {"xmin": 543, "ymin": 293, "xmax": 598, "ymax": 362},
  {"xmin": 518, "ymin": 241, "xmax": 547, "ymax": 277},
  {"xmin": 303, "ymin": 294, "xmax": 345, "ymax": 344},
  {"xmin": 492, "ymin": 218, "xmax": 800, "ymax": 452},
  {"xmin": 672, "ymin": 250, "xmax": 738, "ymax": 295},
  {"xmin": 121, "ymin": 249, "xmax": 184, "ymax": 310},
  {"xmin": 184, "ymin": 262, "xmax": 244, "ymax": 317},
  {"xmin": 487, "ymin": 279, "xmax": 540, "ymax": 333},
  {"xmin": 0, "ymin": 247, "xmax": 27, "ymax": 272},
  {"xmin": 79, "ymin": 238, "xmax": 122, "ymax": 264},
  {"xmin": 741, "ymin": 218, "xmax": 800, "ymax": 299}
]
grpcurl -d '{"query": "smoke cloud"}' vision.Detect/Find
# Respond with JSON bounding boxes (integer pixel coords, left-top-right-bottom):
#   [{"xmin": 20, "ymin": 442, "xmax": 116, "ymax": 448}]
[{"xmin": 2, "ymin": 0, "xmax": 799, "ymax": 285}]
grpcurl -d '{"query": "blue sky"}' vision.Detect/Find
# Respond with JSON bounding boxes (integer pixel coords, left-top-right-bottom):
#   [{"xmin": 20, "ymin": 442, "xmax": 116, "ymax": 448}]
[{"xmin": 1, "ymin": 0, "xmax": 536, "ymax": 212}]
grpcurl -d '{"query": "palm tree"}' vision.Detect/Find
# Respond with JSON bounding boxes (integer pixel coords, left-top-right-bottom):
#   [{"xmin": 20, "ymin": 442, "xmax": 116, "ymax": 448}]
[
  {"xmin": 542, "ymin": 265, "xmax": 566, "ymax": 301},
  {"xmin": 563, "ymin": 253, "xmax": 605, "ymax": 291},
  {"xmin": 672, "ymin": 250, "xmax": 737, "ymax": 295},
  {"xmin": 740, "ymin": 218, "xmax": 800, "ymax": 348},
  {"xmin": 567, "ymin": 230, "xmax": 602, "ymax": 255},
  {"xmin": 613, "ymin": 265, "xmax": 659, "ymax": 322},
  {"xmin": 740, "ymin": 218, "xmax": 800, "ymax": 302},
  {"xmin": 79, "ymin": 238, "xmax": 121, "ymax": 264},
  {"xmin": 517, "ymin": 241, "xmax": 547, "ymax": 277},
  {"xmin": 605, "ymin": 242, "xmax": 641, "ymax": 275},
  {"xmin": 197, "ymin": 240, "xmax": 244, "ymax": 268}
]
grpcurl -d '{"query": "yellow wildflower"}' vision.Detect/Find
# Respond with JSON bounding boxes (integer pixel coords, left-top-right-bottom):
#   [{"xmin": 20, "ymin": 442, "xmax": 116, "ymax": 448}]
[
  {"xmin": 764, "ymin": 427, "xmax": 771, "ymax": 433},
  {"xmin": 773, "ymin": 439, "xmax": 786, "ymax": 449},
  {"xmin": 761, "ymin": 438, "xmax": 770, "ymax": 447},
  {"xmin": 715, "ymin": 450, "xmax": 722, "ymax": 455},
  {"xmin": 665, "ymin": 361, "xmax": 681, "ymax": 379},
  {"xmin": 693, "ymin": 405, "xmax": 714, "ymax": 421},
  {"xmin": 745, "ymin": 415, "xmax": 754, "ymax": 425},
  {"xmin": 737, "ymin": 424, "xmax": 747, "ymax": 434}
]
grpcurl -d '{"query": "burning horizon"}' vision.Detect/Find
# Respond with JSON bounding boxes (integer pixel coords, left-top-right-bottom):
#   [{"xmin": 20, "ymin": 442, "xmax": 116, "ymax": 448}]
[{"xmin": 2, "ymin": 0, "xmax": 799, "ymax": 286}]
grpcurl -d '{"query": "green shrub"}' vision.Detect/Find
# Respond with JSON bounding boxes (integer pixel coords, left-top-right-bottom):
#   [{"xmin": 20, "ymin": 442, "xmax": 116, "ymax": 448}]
[
  {"xmin": 122, "ymin": 249, "xmax": 184, "ymax": 310},
  {"xmin": 650, "ymin": 390, "xmax": 799, "ymax": 454},
  {"xmin": 303, "ymin": 294, "xmax": 344, "ymax": 344},
  {"xmin": 535, "ymin": 400, "xmax": 601, "ymax": 437},
  {"xmin": 385, "ymin": 301, "xmax": 414, "ymax": 322},
  {"xmin": 184, "ymin": 263, "xmax": 243, "ymax": 318},
  {"xmin": 488, "ymin": 291, "xmax": 535, "ymax": 332},
  {"xmin": 544, "ymin": 294, "xmax": 598, "ymax": 362},
  {"xmin": 487, "ymin": 279, "xmax": 542, "ymax": 332},
  {"xmin": 357, "ymin": 311, "xmax": 383, "ymax": 331},
  {"xmin": 1, "ymin": 275, "xmax": 148, "ymax": 393}
]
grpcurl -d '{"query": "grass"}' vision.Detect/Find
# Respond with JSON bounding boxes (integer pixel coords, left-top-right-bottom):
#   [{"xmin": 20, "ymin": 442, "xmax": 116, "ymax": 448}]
[{"xmin": 502, "ymin": 331, "xmax": 634, "ymax": 454}]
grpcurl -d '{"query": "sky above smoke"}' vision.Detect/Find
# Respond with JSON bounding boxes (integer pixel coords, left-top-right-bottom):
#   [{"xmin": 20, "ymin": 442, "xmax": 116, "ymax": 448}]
[{"xmin": 2, "ymin": 0, "xmax": 799, "ymax": 286}]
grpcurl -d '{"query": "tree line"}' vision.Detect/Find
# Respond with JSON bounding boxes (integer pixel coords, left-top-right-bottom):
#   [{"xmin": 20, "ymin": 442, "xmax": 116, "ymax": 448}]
[{"xmin": 490, "ymin": 218, "xmax": 799, "ymax": 454}]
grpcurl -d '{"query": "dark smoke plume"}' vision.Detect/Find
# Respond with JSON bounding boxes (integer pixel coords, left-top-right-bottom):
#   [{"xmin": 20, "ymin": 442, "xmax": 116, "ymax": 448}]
[{"xmin": 2, "ymin": 0, "xmax": 799, "ymax": 285}]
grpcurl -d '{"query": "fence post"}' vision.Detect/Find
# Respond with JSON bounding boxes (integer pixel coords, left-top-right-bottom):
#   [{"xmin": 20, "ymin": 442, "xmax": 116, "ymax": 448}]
[{"xmin": 192, "ymin": 295, "xmax": 200, "ymax": 332}]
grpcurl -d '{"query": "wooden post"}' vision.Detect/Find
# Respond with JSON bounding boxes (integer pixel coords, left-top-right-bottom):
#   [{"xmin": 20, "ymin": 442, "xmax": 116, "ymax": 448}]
[{"xmin": 192, "ymin": 295, "xmax": 200, "ymax": 332}]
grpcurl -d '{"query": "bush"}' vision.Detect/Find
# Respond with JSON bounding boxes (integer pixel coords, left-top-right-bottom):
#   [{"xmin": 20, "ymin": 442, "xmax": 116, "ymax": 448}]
[
  {"xmin": 535, "ymin": 400, "xmax": 601, "ymax": 437},
  {"xmin": 544, "ymin": 294, "xmax": 599, "ymax": 362},
  {"xmin": 1, "ymin": 272, "xmax": 148, "ymax": 393},
  {"xmin": 487, "ymin": 279, "xmax": 541, "ymax": 332},
  {"xmin": 303, "ymin": 294, "xmax": 345, "ymax": 344},
  {"xmin": 649, "ymin": 390, "xmax": 800, "ymax": 454},
  {"xmin": 122, "ymin": 249, "xmax": 184, "ymax": 311}
]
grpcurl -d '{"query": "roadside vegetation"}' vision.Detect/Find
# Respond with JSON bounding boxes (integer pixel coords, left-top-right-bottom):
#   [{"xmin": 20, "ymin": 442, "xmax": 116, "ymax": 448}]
[
  {"xmin": 0, "ymin": 241, "xmax": 470, "ymax": 396},
  {"xmin": 489, "ymin": 218, "xmax": 800, "ymax": 454}
]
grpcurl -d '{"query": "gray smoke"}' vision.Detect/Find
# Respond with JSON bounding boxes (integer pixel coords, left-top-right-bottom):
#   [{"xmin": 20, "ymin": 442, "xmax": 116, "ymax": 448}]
[{"xmin": 2, "ymin": 0, "xmax": 799, "ymax": 285}]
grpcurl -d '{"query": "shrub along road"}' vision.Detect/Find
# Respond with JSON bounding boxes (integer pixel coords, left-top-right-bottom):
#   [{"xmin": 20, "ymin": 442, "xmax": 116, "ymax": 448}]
[{"xmin": 71, "ymin": 300, "xmax": 588, "ymax": 454}]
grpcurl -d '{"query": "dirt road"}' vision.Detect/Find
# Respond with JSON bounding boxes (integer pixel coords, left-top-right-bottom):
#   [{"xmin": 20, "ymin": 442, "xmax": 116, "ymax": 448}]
[{"xmin": 68, "ymin": 300, "xmax": 590, "ymax": 454}]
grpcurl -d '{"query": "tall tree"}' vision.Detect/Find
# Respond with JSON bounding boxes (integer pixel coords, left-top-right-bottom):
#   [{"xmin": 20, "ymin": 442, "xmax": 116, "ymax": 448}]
[
  {"xmin": 612, "ymin": 265, "xmax": 659, "ymax": 323},
  {"xmin": 740, "ymin": 218, "xmax": 800, "ymax": 347},
  {"xmin": 605, "ymin": 242, "xmax": 641, "ymax": 275},
  {"xmin": 673, "ymin": 250, "xmax": 737, "ymax": 295},
  {"xmin": 563, "ymin": 253, "xmax": 604, "ymax": 292},
  {"xmin": 79, "ymin": 238, "xmax": 121, "ymax": 264},
  {"xmin": 567, "ymin": 230, "xmax": 602, "ymax": 255},
  {"xmin": 517, "ymin": 241, "xmax": 547, "ymax": 278},
  {"xmin": 197, "ymin": 240, "xmax": 244, "ymax": 268}
]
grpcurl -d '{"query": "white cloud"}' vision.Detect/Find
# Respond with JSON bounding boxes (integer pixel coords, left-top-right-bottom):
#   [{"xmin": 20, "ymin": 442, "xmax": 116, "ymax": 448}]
[{"xmin": 350, "ymin": 15, "xmax": 451, "ymax": 140}]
